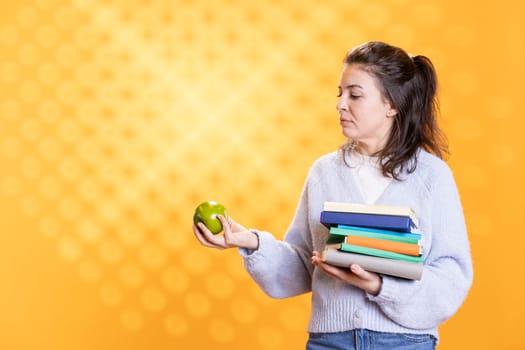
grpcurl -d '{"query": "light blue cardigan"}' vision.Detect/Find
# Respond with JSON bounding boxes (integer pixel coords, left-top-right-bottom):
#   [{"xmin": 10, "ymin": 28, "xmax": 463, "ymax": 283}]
[{"xmin": 239, "ymin": 149, "xmax": 473, "ymax": 340}]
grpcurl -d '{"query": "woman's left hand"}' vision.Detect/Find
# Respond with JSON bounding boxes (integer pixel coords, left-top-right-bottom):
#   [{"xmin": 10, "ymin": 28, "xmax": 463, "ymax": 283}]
[{"xmin": 311, "ymin": 251, "xmax": 382, "ymax": 295}]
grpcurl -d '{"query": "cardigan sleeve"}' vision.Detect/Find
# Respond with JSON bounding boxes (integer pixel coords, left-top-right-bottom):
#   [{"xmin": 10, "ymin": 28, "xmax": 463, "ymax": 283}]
[
  {"xmin": 238, "ymin": 176, "xmax": 315, "ymax": 299},
  {"xmin": 367, "ymin": 165, "xmax": 473, "ymax": 329}
]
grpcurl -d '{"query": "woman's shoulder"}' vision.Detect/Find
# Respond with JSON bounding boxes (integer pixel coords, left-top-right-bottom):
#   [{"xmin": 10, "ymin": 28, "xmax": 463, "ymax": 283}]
[
  {"xmin": 313, "ymin": 150, "xmax": 340, "ymax": 164},
  {"xmin": 305, "ymin": 150, "xmax": 344, "ymax": 183},
  {"xmin": 411, "ymin": 149, "xmax": 456, "ymax": 188},
  {"xmin": 415, "ymin": 149, "xmax": 452, "ymax": 174},
  {"xmin": 310, "ymin": 150, "xmax": 344, "ymax": 172}
]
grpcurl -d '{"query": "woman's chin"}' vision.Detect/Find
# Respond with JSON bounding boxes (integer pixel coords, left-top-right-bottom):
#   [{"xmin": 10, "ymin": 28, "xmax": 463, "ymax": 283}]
[{"xmin": 341, "ymin": 129, "xmax": 358, "ymax": 139}]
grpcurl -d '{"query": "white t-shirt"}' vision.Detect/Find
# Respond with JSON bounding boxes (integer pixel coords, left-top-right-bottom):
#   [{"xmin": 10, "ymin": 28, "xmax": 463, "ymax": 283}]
[{"xmin": 347, "ymin": 151, "xmax": 392, "ymax": 204}]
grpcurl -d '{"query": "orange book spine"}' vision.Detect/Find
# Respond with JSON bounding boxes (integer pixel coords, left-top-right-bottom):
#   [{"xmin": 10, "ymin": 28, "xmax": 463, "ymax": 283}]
[{"xmin": 344, "ymin": 235, "xmax": 421, "ymax": 256}]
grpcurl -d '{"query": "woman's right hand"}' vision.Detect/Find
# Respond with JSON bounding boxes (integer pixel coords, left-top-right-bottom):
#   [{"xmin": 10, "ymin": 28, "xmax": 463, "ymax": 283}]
[{"xmin": 192, "ymin": 215, "xmax": 259, "ymax": 250}]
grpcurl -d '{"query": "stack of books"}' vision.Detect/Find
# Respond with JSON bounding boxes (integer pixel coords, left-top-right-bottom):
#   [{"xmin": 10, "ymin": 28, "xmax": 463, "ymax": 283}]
[{"xmin": 320, "ymin": 201, "xmax": 424, "ymax": 280}]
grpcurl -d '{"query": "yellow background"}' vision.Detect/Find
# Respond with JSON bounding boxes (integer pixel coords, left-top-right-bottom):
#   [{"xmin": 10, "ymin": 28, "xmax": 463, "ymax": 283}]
[{"xmin": 0, "ymin": 0, "xmax": 523, "ymax": 349}]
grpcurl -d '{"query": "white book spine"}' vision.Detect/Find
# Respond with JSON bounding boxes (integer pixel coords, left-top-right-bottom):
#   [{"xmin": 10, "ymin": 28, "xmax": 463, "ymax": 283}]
[{"xmin": 322, "ymin": 248, "xmax": 423, "ymax": 280}]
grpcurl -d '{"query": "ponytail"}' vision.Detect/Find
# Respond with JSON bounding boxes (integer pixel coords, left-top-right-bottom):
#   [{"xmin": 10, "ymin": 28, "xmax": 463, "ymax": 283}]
[{"xmin": 410, "ymin": 55, "xmax": 448, "ymax": 160}]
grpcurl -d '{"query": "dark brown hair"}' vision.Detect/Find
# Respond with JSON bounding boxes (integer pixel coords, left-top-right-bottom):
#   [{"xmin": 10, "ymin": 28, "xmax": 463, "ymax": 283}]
[{"xmin": 341, "ymin": 41, "xmax": 449, "ymax": 179}]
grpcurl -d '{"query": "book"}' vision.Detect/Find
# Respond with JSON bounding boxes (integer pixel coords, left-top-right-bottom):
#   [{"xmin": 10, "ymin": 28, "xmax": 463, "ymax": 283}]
[
  {"xmin": 322, "ymin": 247, "xmax": 423, "ymax": 280},
  {"xmin": 338, "ymin": 225, "xmax": 422, "ymax": 241},
  {"xmin": 343, "ymin": 235, "xmax": 421, "ymax": 256},
  {"xmin": 320, "ymin": 211, "xmax": 417, "ymax": 232},
  {"xmin": 335, "ymin": 243, "xmax": 423, "ymax": 263},
  {"xmin": 323, "ymin": 201, "xmax": 419, "ymax": 228},
  {"xmin": 330, "ymin": 226, "xmax": 421, "ymax": 245}
]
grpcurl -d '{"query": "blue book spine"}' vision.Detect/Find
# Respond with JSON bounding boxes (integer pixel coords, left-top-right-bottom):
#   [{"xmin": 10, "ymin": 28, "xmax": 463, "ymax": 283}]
[{"xmin": 320, "ymin": 211, "xmax": 416, "ymax": 232}]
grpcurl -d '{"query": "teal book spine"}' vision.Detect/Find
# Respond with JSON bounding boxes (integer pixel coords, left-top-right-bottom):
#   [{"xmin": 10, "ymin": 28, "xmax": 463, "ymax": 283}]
[
  {"xmin": 330, "ymin": 227, "xmax": 421, "ymax": 245},
  {"xmin": 338, "ymin": 243, "xmax": 424, "ymax": 263},
  {"xmin": 338, "ymin": 225, "xmax": 422, "ymax": 239}
]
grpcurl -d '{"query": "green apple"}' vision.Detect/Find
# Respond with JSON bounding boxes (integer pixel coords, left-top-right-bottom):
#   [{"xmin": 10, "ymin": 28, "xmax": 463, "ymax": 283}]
[{"xmin": 193, "ymin": 201, "xmax": 228, "ymax": 234}]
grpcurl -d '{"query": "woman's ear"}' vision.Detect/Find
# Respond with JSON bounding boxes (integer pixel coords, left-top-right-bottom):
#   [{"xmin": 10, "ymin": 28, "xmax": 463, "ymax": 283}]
[
  {"xmin": 386, "ymin": 105, "xmax": 398, "ymax": 117},
  {"xmin": 384, "ymin": 98, "xmax": 398, "ymax": 117}
]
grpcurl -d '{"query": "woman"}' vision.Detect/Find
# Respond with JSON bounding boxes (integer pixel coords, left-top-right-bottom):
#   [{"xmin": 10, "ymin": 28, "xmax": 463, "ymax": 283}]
[{"xmin": 193, "ymin": 41, "xmax": 473, "ymax": 350}]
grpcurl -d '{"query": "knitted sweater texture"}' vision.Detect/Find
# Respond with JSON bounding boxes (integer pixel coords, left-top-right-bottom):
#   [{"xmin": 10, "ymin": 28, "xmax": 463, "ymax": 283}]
[{"xmin": 239, "ymin": 150, "xmax": 473, "ymax": 339}]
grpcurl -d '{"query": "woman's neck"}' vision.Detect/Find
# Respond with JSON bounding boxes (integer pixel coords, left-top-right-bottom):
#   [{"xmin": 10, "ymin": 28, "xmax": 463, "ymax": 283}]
[{"xmin": 352, "ymin": 142, "xmax": 383, "ymax": 157}]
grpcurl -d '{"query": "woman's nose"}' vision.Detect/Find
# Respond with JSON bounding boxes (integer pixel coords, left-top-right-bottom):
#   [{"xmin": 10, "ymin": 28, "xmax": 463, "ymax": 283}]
[{"xmin": 336, "ymin": 98, "xmax": 347, "ymax": 111}]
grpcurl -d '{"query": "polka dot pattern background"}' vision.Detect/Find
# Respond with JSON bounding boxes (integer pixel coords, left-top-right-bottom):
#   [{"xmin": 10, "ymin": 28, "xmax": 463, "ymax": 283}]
[{"xmin": 0, "ymin": 1, "xmax": 523, "ymax": 349}]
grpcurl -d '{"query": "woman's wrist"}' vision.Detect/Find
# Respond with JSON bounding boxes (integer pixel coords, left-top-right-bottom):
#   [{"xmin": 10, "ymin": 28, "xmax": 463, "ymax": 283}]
[
  {"xmin": 235, "ymin": 230, "xmax": 259, "ymax": 250},
  {"xmin": 245, "ymin": 230, "xmax": 260, "ymax": 250}
]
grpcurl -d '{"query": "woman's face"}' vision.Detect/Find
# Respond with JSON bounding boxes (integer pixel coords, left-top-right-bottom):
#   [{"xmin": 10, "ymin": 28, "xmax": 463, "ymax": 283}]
[{"xmin": 336, "ymin": 64, "xmax": 396, "ymax": 155}]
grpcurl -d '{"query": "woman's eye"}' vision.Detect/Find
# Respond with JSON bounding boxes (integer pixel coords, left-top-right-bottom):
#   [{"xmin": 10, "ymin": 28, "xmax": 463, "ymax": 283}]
[
  {"xmin": 350, "ymin": 95, "xmax": 361, "ymax": 99},
  {"xmin": 336, "ymin": 89, "xmax": 342, "ymax": 97}
]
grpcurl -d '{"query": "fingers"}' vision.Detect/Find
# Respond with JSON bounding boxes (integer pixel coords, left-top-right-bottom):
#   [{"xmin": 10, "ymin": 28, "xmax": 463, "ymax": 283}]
[
  {"xmin": 349, "ymin": 264, "xmax": 369, "ymax": 279},
  {"xmin": 192, "ymin": 215, "xmax": 256, "ymax": 251},
  {"xmin": 227, "ymin": 216, "xmax": 247, "ymax": 233},
  {"xmin": 312, "ymin": 251, "xmax": 344, "ymax": 278},
  {"xmin": 192, "ymin": 215, "xmax": 238, "ymax": 250},
  {"xmin": 218, "ymin": 215, "xmax": 233, "ymax": 246},
  {"xmin": 311, "ymin": 251, "xmax": 324, "ymax": 266},
  {"xmin": 192, "ymin": 223, "xmax": 216, "ymax": 248},
  {"xmin": 311, "ymin": 251, "xmax": 381, "ymax": 292},
  {"xmin": 314, "ymin": 258, "xmax": 350, "ymax": 280},
  {"xmin": 192, "ymin": 223, "xmax": 226, "ymax": 250}
]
